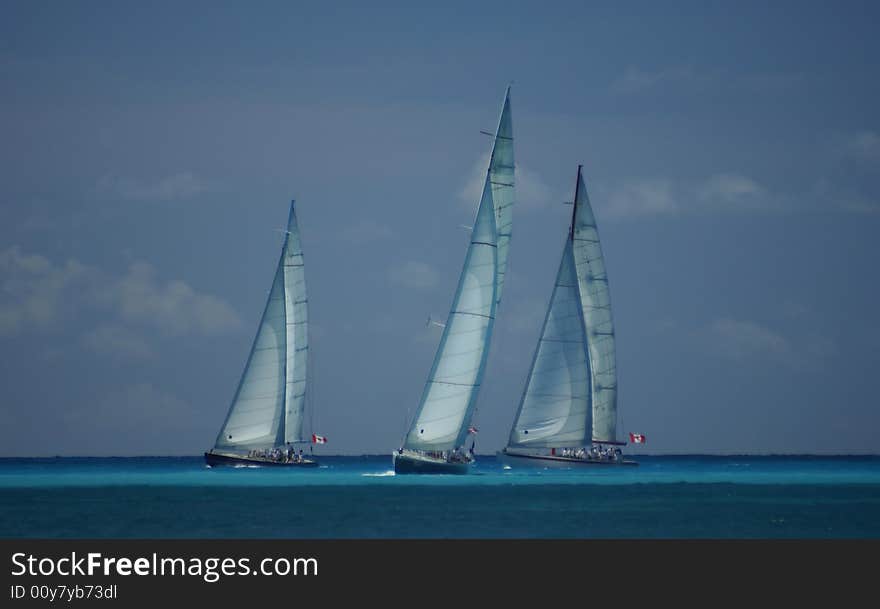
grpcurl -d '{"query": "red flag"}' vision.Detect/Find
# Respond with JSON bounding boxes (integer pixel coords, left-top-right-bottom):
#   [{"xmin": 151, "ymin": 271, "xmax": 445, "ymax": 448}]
[
  {"xmin": 311, "ymin": 433, "xmax": 327, "ymax": 444},
  {"xmin": 629, "ymin": 432, "xmax": 646, "ymax": 444},
  {"xmin": 467, "ymin": 426, "xmax": 479, "ymax": 434}
]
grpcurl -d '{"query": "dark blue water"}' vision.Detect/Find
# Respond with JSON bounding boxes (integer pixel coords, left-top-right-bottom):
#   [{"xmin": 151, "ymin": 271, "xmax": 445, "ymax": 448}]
[{"xmin": 1, "ymin": 455, "xmax": 879, "ymax": 537}]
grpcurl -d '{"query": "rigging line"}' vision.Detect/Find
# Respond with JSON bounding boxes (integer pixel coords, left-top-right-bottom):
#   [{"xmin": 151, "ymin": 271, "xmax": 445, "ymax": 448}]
[
  {"xmin": 526, "ymin": 392, "xmax": 589, "ymax": 399},
  {"xmin": 450, "ymin": 310, "xmax": 494, "ymax": 320},
  {"xmin": 251, "ymin": 345, "xmax": 282, "ymax": 353},
  {"xmin": 479, "ymin": 130, "xmax": 513, "ymax": 140},
  {"xmin": 427, "ymin": 380, "xmax": 480, "ymax": 388}
]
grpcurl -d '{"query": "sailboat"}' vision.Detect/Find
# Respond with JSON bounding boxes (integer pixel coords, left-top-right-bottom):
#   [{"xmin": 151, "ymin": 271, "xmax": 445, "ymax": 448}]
[
  {"xmin": 205, "ymin": 200, "xmax": 320, "ymax": 468},
  {"xmin": 393, "ymin": 87, "xmax": 514, "ymax": 474},
  {"xmin": 498, "ymin": 166, "xmax": 637, "ymax": 468}
]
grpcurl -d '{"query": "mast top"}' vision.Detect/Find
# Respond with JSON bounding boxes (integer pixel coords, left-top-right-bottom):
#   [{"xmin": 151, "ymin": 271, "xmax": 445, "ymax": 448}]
[{"xmin": 570, "ymin": 165, "xmax": 583, "ymax": 240}]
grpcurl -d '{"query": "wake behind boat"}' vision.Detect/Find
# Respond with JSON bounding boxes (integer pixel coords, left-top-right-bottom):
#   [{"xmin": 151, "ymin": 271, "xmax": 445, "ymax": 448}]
[
  {"xmin": 497, "ymin": 165, "xmax": 640, "ymax": 469},
  {"xmin": 205, "ymin": 200, "xmax": 325, "ymax": 468},
  {"xmin": 393, "ymin": 86, "xmax": 514, "ymax": 475}
]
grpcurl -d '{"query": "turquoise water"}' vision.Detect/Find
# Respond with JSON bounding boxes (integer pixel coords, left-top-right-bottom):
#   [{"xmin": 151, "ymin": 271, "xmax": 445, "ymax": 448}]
[{"xmin": 1, "ymin": 455, "xmax": 879, "ymax": 537}]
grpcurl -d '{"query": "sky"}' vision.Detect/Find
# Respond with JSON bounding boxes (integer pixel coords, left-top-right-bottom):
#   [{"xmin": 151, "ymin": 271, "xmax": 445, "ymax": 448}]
[{"xmin": 1, "ymin": 0, "xmax": 878, "ymax": 455}]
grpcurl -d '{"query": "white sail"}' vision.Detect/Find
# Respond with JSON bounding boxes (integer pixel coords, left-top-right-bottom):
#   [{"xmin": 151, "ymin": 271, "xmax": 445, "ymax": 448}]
[
  {"xmin": 572, "ymin": 169, "xmax": 618, "ymax": 443},
  {"xmin": 489, "ymin": 87, "xmax": 514, "ymax": 305},
  {"xmin": 404, "ymin": 177, "xmax": 498, "ymax": 451},
  {"xmin": 282, "ymin": 202, "xmax": 308, "ymax": 444},
  {"xmin": 214, "ymin": 200, "xmax": 308, "ymax": 450},
  {"xmin": 214, "ymin": 260, "xmax": 287, "ymax": 450},
  {"xmin": 402, "ymin": 89, "xmax": 513, "ymax": 453},
  {"xmin": 507, "ymin": 239, "xmax": 591, "ymax": 448},
  {"xmin": 506, "ymin": 165, "xmax": 618, "ymax": 450}
]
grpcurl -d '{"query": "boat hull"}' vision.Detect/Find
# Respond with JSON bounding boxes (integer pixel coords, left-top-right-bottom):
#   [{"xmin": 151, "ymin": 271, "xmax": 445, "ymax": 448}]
[
  {"xmin": 204, "ymin": 451, "xmax": 319, "ymax": 468},
  {"xmin": 497, "ymin": 449, "xmax": 638, "ymax": 469},
  {"xmin": 392, "ymin": 452, "xmax": 472, "ymax": 475}
]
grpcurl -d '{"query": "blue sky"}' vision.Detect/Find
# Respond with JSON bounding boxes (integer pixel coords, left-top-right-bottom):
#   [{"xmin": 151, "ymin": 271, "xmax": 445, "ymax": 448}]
[{"xmin": 1, "ymin": 0, "xmax": 878, "ymax": 455}]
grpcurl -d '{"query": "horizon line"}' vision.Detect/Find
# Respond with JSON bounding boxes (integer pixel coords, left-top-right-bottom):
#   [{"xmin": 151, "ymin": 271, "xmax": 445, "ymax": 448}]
[{"xmin": 1, "ymin": 452, "xmax": 879, "ymax": 459}]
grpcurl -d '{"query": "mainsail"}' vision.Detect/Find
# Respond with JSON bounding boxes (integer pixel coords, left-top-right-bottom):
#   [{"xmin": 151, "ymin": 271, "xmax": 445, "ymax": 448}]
[
  {"xmin": 490, "ymin": 87, "xmax": 514, "ymax": 306},
  {"xmin": 572, "ymin": 166, "xmax": 618, "ymax": 443},
  {"xmin": 507, "ymin": 165, "xmax": 618, "ymax": 449},
  {"xmin": 403, "ymin": 88, "xmax": 514, "ymax": 453},
  {"xmin": 214, "ymin": 200, "xmax": 309, "ymax": 451}
]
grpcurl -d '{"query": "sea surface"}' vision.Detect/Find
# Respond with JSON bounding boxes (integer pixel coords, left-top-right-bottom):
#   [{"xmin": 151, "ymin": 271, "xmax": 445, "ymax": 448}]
[{"xmin": 1, "ymin": 455, "xmax": 879, "ymax": 538}]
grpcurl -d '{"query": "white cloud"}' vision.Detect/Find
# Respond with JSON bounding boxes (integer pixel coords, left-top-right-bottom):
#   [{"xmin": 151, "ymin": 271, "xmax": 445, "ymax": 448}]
[
  {"xmin": 702, "ymin": 317, "xmax": 836, "ymax": 370},
  {"xmin": 610, "ymin": 66, "xmax": 694, "ymax": 94},
  {"xmin": 96, "ymin": 172, "xmax": 212, "ymax": 201},
  {"xmin": 0, "ymin": 247, "xmax": 241, "ymax": 340},
  {"xmin": 601, "ymin": 173, "xmax": 789, "ymax": 218},
  {"xmin": 697, "ymin": 173, "xmax": 765, "ymax": 203},
  {"xmin": 517, "ymin": 165, "xmax": 554, "ymax": 211},
  {"xmin": 104, "ymin": 262, "xmax": 241, "ymax": 336},
  {"xmin": 81, "ymin": 324, "xmax": 154, "ymax": 359},
  {"xmin": 811, "ymin": 178, "xmax": 880, "ymax": 215},
  {"xmin": 0, "ymin": 246, "xmax": 92, "ymax": 335},
  {"xmin": 459, "ymin": 154, "xmax": 487, "ymax": 206},
  {"xmin": 844, "ymin": 131, "xmax": 880, "ymax": 163},
  {"xmin": 388, "ymin": 260, "xmax": 439, "ymax": 290},
  {"xmin": 836, "ymin": 196, "xmax": 880, "ymax": 214},
  {"xmin": 604, "ymin": 178, "xmax": 677, "ymax": 217},
  {"xmin": 708, "ymin": 318, "xmax": 792, "ymax": 360}
]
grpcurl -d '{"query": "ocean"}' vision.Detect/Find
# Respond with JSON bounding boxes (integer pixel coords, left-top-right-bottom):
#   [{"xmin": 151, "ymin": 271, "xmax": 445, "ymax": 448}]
[{"xmin": 1, "ymin": 455, "xmax": 879, "ymax": 538}]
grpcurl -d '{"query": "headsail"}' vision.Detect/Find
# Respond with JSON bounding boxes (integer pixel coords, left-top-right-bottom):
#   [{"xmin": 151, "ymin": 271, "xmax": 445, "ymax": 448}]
[
  {"xmin": 403, "ymin": 89, "xmax": 513, "ymax": 452},
  {"xmin": 571, "ymin": 168, "xmax": 618, "ymax": 443},
  {"xmin": 507, "ymin": 238, "xmax": 591, "ymax": 448},
  {"xmin": 214, "ymin": 200, "xmax": 309, "ymax": 450},
  {"xmin": 506, "ymin": 165, "xmax": 618, "ymax": 449}
]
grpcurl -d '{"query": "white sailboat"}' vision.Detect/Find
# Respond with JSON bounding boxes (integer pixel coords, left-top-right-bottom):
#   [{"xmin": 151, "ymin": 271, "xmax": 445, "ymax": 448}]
[
  {"xmin": 393, "ymin": 87, "xmax": 514, "ymax": 474},
  {"xmin": 205, "ymin": 200, "xmax": 320, "ymax": 467},
  {"xmin": 498, "ymin": 166, "xmax": 637, "ymax": 468}
]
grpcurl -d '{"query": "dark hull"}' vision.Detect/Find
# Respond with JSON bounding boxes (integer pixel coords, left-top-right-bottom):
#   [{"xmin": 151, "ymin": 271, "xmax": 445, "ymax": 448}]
[
  {"xmin": 392, "ymin": 452, "xmax": 471, "ymax": 475},
  {"xmin": 204, "ymin": 451, "xmax": 319, "ymax": 468},
  {"xmin": 498, "ymin": 449, "xmax": 638, "ymax": 468}
]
